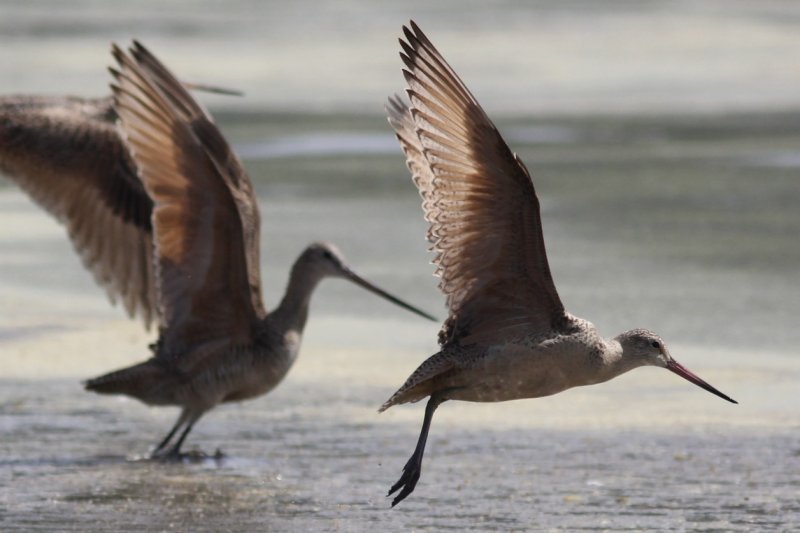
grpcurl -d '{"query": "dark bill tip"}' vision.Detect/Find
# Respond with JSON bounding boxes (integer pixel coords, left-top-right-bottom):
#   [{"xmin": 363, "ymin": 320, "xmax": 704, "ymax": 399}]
[
  {"xmin": 342, "ymin": 267, "xmax": 437, "ymax": 322},
  {"xmin": 181, "ymin": 81, "xmax": 244, "ymax": 97},
  {"xmin": 667, "ymin": 359, "xmax": 737, "ymax": 404}
]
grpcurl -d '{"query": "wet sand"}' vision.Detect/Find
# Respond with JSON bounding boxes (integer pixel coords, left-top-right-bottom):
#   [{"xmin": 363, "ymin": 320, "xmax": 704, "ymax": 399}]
[
  {"xmin": 2, "ymin": 367, "xmax": 798, "ymax": 531},
  {"xmin": 2, "ymin": 110, "xmax": 799, "ymax": 530}
]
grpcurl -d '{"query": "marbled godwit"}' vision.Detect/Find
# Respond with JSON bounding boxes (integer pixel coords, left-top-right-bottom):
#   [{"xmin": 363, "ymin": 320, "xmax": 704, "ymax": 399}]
[
  {"xmin": 0, "ymin": 86, "xmax": 240, "ymax": 327},
  {"xmin": 2, "ymin": 43, "xmax": 434, "ymax": 459},
  {"xmin": 382, "ymin": 21, "xmax": 737, "ymax": 506}
]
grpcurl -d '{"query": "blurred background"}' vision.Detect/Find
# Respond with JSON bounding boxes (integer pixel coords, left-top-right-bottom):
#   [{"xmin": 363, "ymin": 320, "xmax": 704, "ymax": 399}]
[
  {"xmin": 1, "ymin": 1, "xmax": 798, "ymax": 530},
  {"xmin": 3, "ymin": 0, "xmax": 800, "ymax": 113}
]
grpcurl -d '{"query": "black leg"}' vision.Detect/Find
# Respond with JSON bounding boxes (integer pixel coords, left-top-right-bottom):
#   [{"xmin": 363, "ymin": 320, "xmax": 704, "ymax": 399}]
[
  {"xmin": 151, "ymin": 410, "xmax": 207, "ymax": 461},
  {"xmin": 152, "ymin": 410, "xmax": 188, "ymax": 456},
  {"xmin": 164, "ymin": 417, "xmax": 196, "ymax": 458},
  {"xmin": 388, "ymin": 392, "xmax": 447, "ymax": 507}
]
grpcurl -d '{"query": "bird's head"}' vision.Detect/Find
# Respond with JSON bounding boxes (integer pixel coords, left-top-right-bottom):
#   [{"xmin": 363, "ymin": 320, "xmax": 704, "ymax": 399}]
[
  {"xmin": 616, "ymin": 328, "xmax": 737, "ymax": 404},
  {"xmin": 300, "ymin": 242, "xmax": 349, "ymax": 278},
  {"xmin": 617, "ymin": 328, "xmax": 671, "ymax": 367}
]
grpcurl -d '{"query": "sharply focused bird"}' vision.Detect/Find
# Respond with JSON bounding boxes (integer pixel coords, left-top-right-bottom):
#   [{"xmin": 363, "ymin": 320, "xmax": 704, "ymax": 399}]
[
  {"xmin": 382, "ymin": 21, "xmax": 737, "ymax": 506},
  {"xmin": 1, "ymin": 43, "xmax": 434, "ymax": 459}
]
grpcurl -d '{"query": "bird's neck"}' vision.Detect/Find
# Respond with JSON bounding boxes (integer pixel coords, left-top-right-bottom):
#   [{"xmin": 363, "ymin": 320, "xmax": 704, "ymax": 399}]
[
  {"xmin": 594, "ymin": 339, "xmax": 642, "ymax": 384},
  {"xmin": 270, "ymin": 259, "xmax": 323, "ymax": 335}
]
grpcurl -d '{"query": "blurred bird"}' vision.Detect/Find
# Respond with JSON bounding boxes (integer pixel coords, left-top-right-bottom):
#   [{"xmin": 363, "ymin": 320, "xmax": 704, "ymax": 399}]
[
  {"xmin": 0, "ymin": 83, "xmax": 240, "ymax": 327},
  {"xmin": 382, "ymin": 21, "xmax": 737, "ymax": 506},
  {"xmin": 1, "ymin": 43, "xmax": 434, "ymax": 459}
]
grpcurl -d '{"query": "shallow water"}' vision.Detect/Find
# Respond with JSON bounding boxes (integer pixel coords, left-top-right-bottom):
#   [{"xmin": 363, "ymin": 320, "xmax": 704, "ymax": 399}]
[
  {"xmin": 2, "ymin": 108, "xmax": 799, "ymax": 530},
  {"xmin": 3, "ymin": 1, "xmax": 800, "ymax": 528},
  {"xmin": 2, "ymin": 379, "xmax": 799, "ymax": 531}
]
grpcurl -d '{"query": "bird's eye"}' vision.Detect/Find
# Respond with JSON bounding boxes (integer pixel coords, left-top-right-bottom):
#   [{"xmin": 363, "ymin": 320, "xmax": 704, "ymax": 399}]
[
  {"xmin": 651, "ymin": 341, "xmax": 660, "ymax": 349},
  {"xmin": 322, "ymin": 250, "xmax": 333, "ymax": 260}
]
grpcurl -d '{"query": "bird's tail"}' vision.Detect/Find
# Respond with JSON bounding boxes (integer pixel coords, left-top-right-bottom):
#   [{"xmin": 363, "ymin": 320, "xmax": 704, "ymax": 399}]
[{"xmin": 84, "ymin": 359, "xmax": 165, "ymax": 400}]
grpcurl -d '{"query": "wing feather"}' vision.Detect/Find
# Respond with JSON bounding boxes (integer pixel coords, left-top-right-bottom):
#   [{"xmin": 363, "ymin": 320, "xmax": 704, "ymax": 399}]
[
  {"xmin": 0, "ymin": 95, "xmax": 157, "ymax": 327},
  {"xmin": 389, "ymin": 22, "xmax": 567, "ymax": 347},
  {"xmin": 110, "ymin": 42, "xmax": 266, "ymax": 358}
]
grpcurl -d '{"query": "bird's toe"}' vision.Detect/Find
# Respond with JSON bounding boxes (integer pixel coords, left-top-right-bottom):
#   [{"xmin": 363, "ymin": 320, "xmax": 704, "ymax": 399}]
[{"xmin": 388, "ymin": 461, "xmax": 422, "ymax": 506}]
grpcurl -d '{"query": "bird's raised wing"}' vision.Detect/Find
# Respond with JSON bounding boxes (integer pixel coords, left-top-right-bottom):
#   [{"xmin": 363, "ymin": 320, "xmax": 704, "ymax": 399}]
[
  {"xmin": 390, "ymin": 22, "xmax": 567, "ymax": 347},
  {"xmin": 387, "ymin": 95, "xmax": 437, "ymax": 218},
  {"xmin": 0, "ymin": 95, "xmax": 157, "ymax": 327},
  {"xmin": 110, "ymin": 42, "xmax": 266, "ymax": 357}
]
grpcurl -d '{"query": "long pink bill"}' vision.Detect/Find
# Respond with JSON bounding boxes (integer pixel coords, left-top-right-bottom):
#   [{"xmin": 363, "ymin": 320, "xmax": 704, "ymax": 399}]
[{"xmin": 667, "ymin": 359, "xmax": 737, "ymax": 404}]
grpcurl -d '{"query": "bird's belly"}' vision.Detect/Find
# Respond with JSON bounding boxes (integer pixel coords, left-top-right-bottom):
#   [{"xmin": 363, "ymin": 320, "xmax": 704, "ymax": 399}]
[
  {"xmin": 170, "ymin": 342, "xmax": 298, "ymax": 408},
  {"xmin": 445, "ymin": 345, "xmax": 576, "ymax": 403},
  {"xmin": 219, "ymin": 347, "xmax": 297, "ymax": 403}
]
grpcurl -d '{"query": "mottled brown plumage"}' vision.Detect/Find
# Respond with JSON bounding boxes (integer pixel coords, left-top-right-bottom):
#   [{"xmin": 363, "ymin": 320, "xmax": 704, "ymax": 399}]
[
  {"xmin": 0, "ymin": 94, "xmax": 156, "ymax": 325},
  {"xmin": 1, "ymin": 80, "xmax": 240, "ymax": 327},
  {"xmin": 382, "ymin": 21, "xmax": 736, "ymax": 506},
  {"xmin": 82, "ymin": 42, "xmax": 436, "ymax": 458}
]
